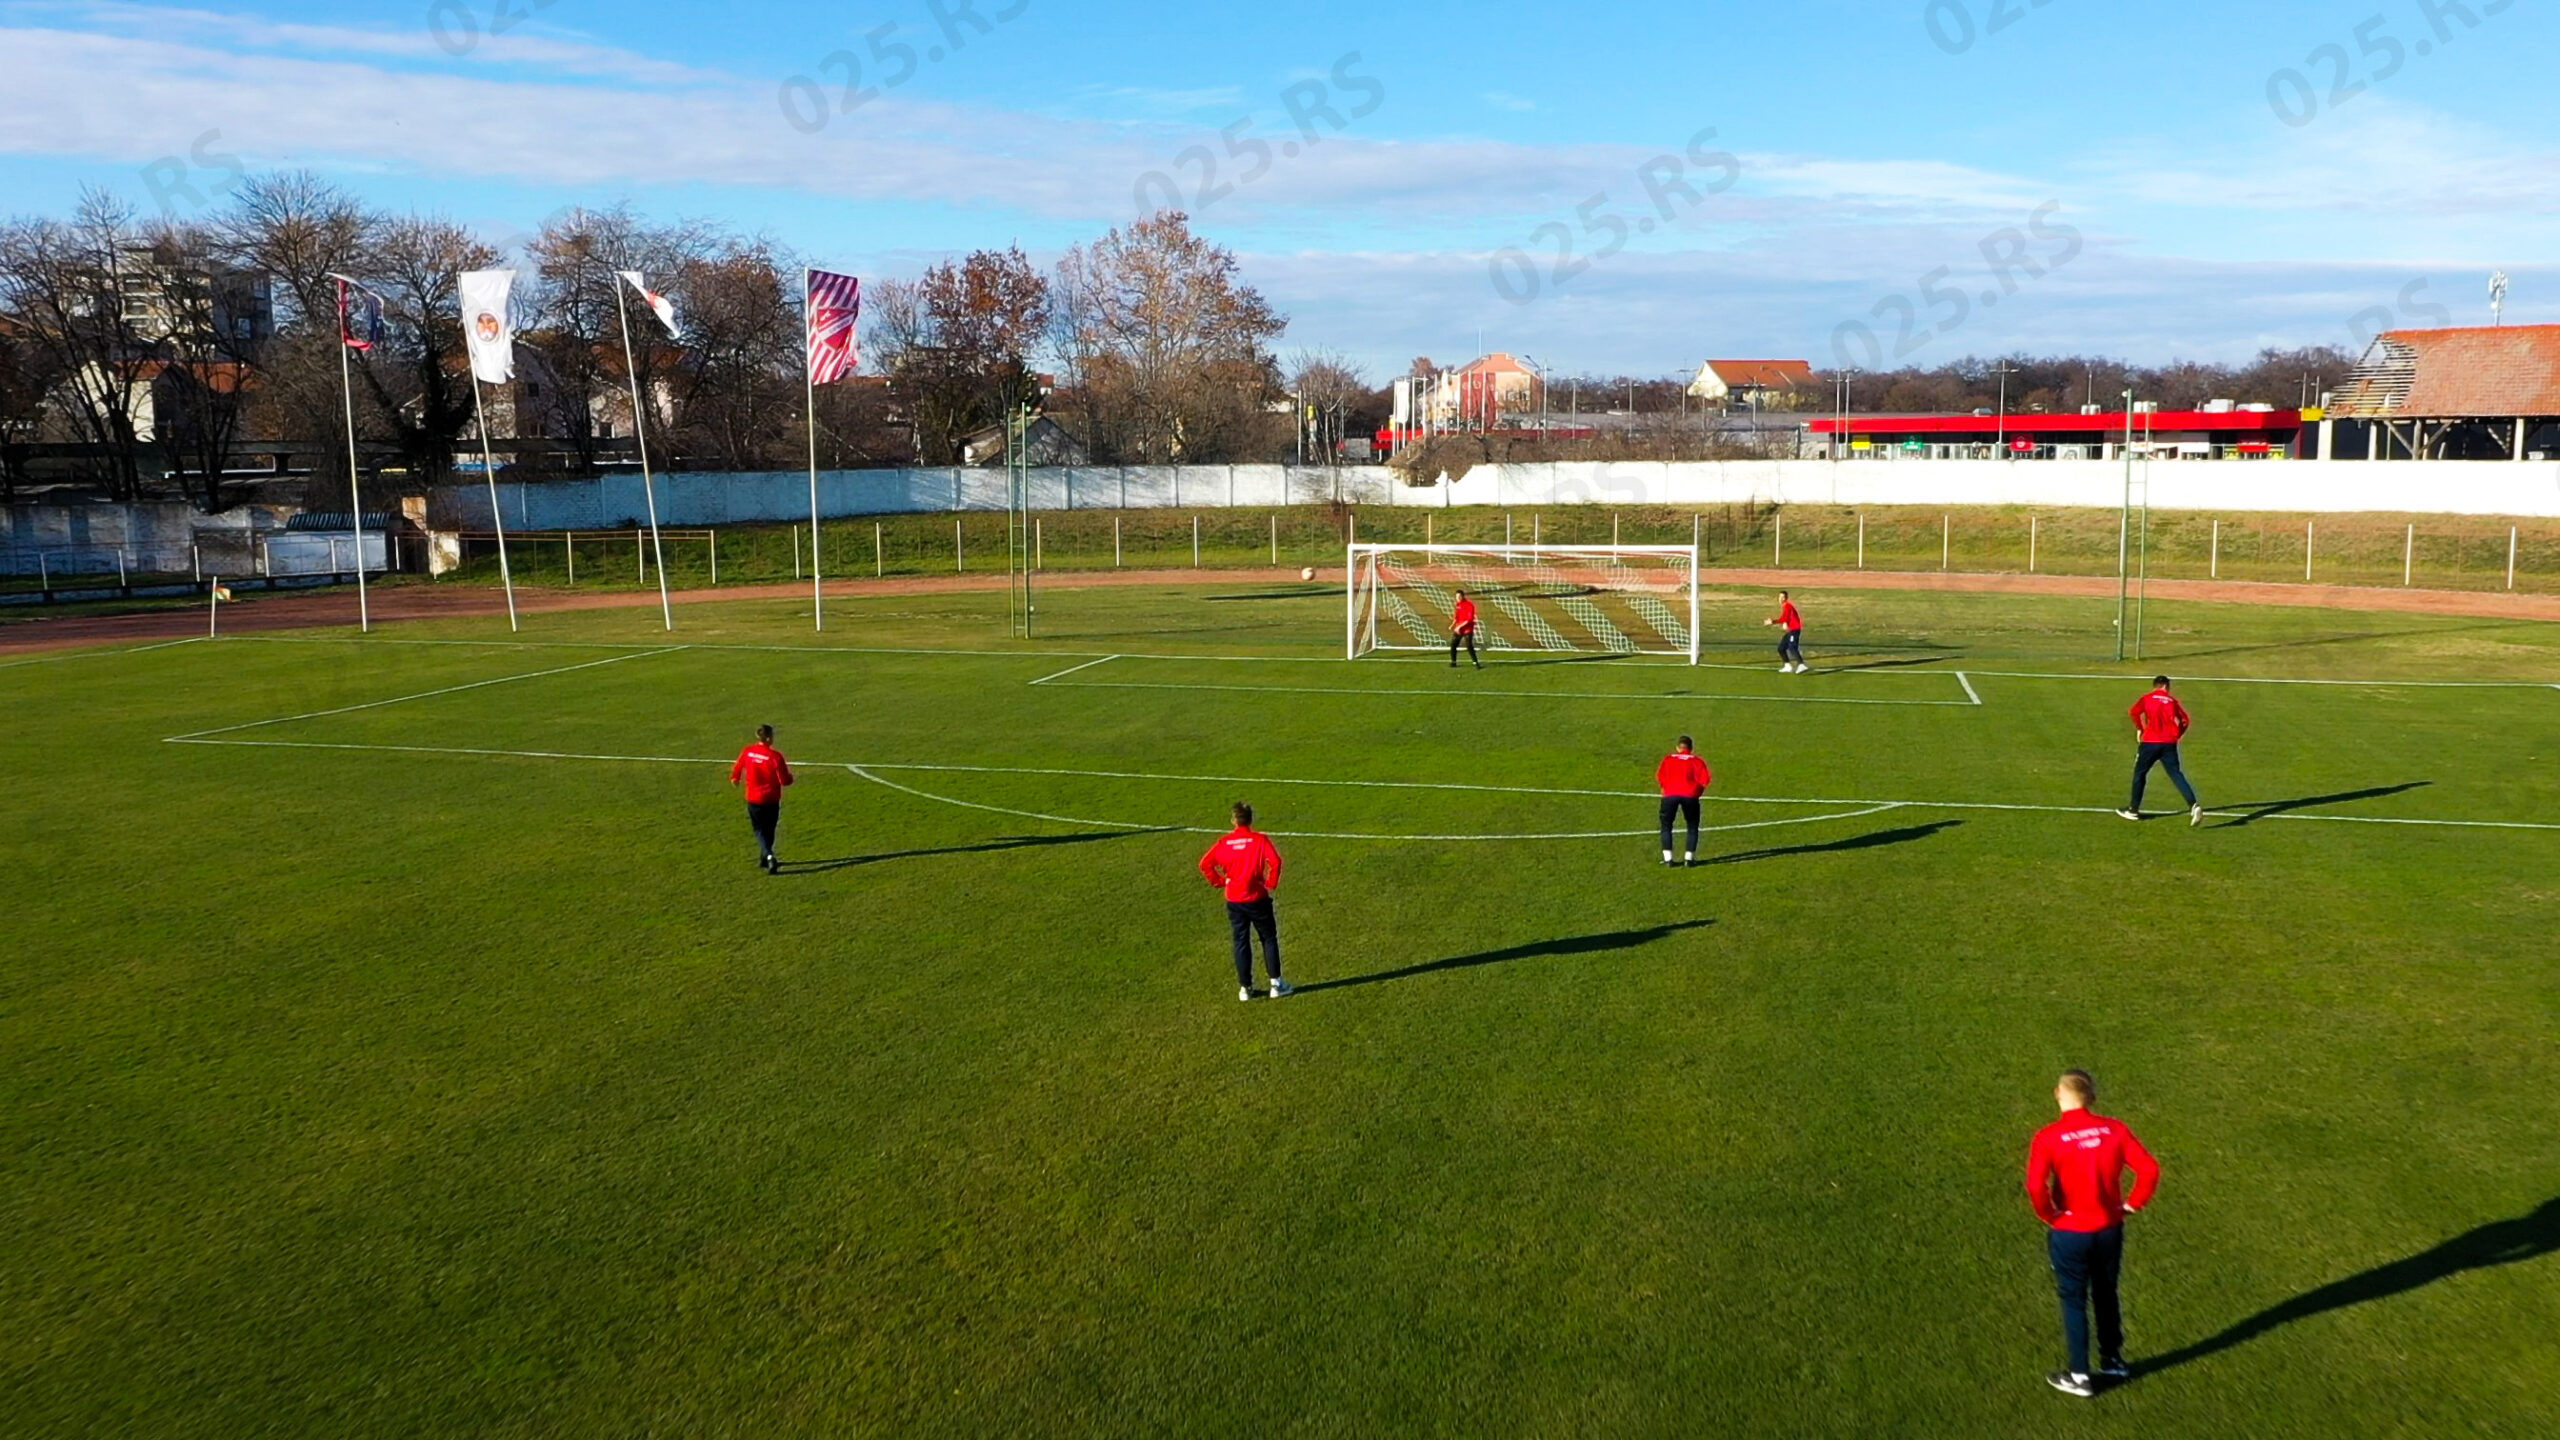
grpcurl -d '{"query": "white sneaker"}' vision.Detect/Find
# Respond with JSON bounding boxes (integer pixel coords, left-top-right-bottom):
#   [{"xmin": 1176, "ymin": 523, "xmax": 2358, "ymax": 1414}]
[
  {"xmin": 1777, "ymin": 663, "xmax": 1791, "ymax": 672},
  {"xmin": 2115, "ymin": 809, "xmax": 2141, "ymax": 821},
  {"xmin": 1239, "ymin": 986, "xmax": 1256, "ymax": 1002},
  {"xmin": 2190, "ymin": 804, "xmax": 2205, "ymax": 827},
  {"xmin": 1269, "ymin": 979, "xmax": 1294, "ymax": 998}
]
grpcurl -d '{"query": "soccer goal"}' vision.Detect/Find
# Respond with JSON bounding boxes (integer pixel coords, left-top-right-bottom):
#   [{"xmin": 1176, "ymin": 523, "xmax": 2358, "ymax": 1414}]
[{"xmin": 1347, "ymin": 543, "xmax": 1700, "ymax": 663}]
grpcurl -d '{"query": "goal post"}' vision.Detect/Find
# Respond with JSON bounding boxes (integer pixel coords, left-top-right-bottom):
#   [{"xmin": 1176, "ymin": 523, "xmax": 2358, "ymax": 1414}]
[{"xmin": 1347, "ymin": 543, "xmax": 1701, "ymax": 664}]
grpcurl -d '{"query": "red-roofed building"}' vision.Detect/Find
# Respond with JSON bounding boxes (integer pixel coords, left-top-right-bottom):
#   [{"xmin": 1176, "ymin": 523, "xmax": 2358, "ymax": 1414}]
[
  {"xmin": 1687, "ymin": 359, "xmax": 1813, "ymax": 409},
  {"xmin": 2324, "ymin": 325, "xmax": 2560, "ymax": 461}
]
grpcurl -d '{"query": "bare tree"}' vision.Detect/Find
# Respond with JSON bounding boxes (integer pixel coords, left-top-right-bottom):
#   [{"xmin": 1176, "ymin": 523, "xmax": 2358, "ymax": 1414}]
[
  {"xmin": 0, "ymin": 191, "xmax": 158, "ymax": 498},
  {"xmin": 871, "ymin": 247, "xmax": 1050, "ymax": 464},
  {"xmin": 1287, "ymin": 348, "xmax": 1366, "ymax": 463},
  {"xmin": 1052, "ymin": 213, "xmax": 1285, "ymax": 463},
  {"xmin": 524, "ymin": 206, "xmax": 709, "ymax": 472}
]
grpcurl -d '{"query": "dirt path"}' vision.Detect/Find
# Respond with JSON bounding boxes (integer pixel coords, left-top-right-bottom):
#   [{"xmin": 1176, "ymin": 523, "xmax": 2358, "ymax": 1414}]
[{"xmin": 6, "ymin": 565, "xmax": 2558, "ymax": 656}]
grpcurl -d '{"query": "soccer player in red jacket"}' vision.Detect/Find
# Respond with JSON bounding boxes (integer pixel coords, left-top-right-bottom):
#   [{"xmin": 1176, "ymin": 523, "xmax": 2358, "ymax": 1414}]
[
  {"xmin": 1200, "ymin": 802, "xmax": 1291, "ymax": 1001},
  {"xmin": 1764, "ymin": 589, "xmax": 1808, "ymax": 673},
  {"xmin": 1449, "ymin": 590, "xmax": 1482, "ymax": 669},
  {"xmin": 2027, "ymin": 1069, "xmax": 2163, "ymax": 1396},
  {"xmin": 729, "ymin": 724, "xmax": 794, "ymax": 873},
  {"xmin": 2118, "ymin": 676, "xmax": 2204, "ymax": 825},
  {"xmin": 1655, "ymin": 735, "xmax": 1713, "ymax": 866}
]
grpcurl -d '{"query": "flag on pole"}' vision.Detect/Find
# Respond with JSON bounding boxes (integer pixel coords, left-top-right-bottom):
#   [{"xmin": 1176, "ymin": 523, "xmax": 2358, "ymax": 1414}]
[
  {"xmin": 459, "ymin": 270, "xmax": 517, "ymax": 383},
  {"xmin": 618, "ymin": 271, "xmax": 681, "ymax": 337},
  {"xmin": 806, "ymin": 269, "xmax": 862, "ymax": 385},
  {"xmin": 330, "ymin": 273, "xmax": 383, "ymax": 351},
  {"xmin": 212, "ymin": 584, "xmax": 233, "ymax": 602}
]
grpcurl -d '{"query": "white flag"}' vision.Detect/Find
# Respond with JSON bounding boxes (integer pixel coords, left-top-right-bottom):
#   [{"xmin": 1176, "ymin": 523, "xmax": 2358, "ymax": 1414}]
[
  {"xmin": 459, "ymin": 269, "xmax": 516, "ymax": 384},
  {"xmin": 618, "ymin": 271, "xmax": 681, "ymax": 338}
]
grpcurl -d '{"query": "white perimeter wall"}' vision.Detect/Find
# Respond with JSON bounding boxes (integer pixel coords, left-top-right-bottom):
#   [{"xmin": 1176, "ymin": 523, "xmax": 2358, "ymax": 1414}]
[{"xmin": 426, "ymin": 457, "xmax": 2560, "ymax": 532}]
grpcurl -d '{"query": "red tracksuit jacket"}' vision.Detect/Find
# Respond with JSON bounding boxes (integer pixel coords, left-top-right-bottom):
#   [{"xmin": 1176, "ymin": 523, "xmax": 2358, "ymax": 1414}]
[
  {"xmin": 1453, "ymin": 597, "xmax": 1479, "ymax": 634},
  {"xmin": 1656, "ymin": 753, "xmax": 1713, "ymax": 797},
  {"xmin": 2131, "ymin": 690, "xmax": 2192, "ymax": 745},
  {"xmin": 1200, "ymin": 827, "xmax": 1284, "ymax": 902},
  {"xmin": 730, "ymin": 743, "xmax": 794, "ymax": 805},
  {"xmin": 2027, "ymin": 1109, "xmax": 2162, "ymax": 1232},
  {"xmin": 1778, "ymin": 600, "xmax": 1803, "ymax": 633}
]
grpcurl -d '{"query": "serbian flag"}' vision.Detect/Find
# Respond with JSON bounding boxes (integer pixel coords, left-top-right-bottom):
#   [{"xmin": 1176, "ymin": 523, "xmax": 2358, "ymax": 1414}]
[
  {"xmin": 458, "ymin": 270, "xmax": 516, "ymax": 384},
  {"xmin": 618, "ymin": 271, "xmax": 681, "ymax": 338},
  {"xmin": 330, "ymin": 273, "xmax": 384, "ymax": 351},
  {"xmin": 806, "ymin": 269, "xmax": 861, "ymax": 385}
]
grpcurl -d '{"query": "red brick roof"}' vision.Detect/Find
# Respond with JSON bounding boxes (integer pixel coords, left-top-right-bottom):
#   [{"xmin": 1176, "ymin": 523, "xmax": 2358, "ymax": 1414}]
[
  {"xmin": 1701, "ymin": 359, "xmax": 1813, "ymax": 389},
  {"xmin": 2328, "ymin": 325, "xmax": 2560, "ymax": 418}
]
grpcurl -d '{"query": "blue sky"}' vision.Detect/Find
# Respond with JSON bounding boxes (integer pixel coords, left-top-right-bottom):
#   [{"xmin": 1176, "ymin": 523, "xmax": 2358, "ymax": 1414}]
[{"xmin": 1, "ymin": 0, "xmax": 2553, "ymax": 378}]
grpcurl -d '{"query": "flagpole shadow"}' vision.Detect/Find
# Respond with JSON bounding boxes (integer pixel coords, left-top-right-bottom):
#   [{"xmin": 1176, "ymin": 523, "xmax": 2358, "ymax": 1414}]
[{"xmin": 1297, "ymin": 919, "xmax": 1714, "ymax": 994}]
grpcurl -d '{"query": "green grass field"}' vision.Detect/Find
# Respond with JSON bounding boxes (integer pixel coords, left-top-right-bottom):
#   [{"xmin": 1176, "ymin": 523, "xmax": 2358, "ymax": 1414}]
[{"xmin": 5, "ymin": 581, "xmax": 2557, "ymax": 1436}]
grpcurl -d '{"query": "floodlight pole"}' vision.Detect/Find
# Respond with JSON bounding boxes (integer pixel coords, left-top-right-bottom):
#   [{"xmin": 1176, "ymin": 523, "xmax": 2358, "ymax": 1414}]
[{"xmin": 2116, "ymin": 390, "xmax": 2134, "ymax": 661}]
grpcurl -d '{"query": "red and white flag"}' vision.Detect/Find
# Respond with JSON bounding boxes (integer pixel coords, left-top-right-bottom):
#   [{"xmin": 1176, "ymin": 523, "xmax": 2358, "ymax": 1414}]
[
  {"xmin": 617, "ymin": 271, "xmax": 681, "ymax": 337},
  {"xmin": 805, "ymin": 269, "xmax": 861, "ymax": 385}
]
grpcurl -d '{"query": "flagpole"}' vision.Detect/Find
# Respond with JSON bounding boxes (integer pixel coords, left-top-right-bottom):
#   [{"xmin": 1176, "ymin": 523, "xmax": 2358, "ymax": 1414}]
[
  {"xmin": 804, "ymin": 268, "xmax": 824, "ymax": 633},
  {"xmin": 336, "ymin": 291, "xmax": 370, "ymax": 633},
  {"xmin": 615, "ymin": 278, "xmax": 674, "ymax": 631},
  {"xmin": 472, "ymin": 371, "xmax": 518, "ymax": 631}
]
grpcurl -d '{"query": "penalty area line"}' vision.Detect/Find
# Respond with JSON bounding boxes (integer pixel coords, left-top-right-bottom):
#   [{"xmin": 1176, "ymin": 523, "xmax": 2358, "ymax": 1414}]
[
  {"xmin": 161, "ymin": 647, "xmax": 687, "ymax": 742},
  {"xmin": 1043, "ymin": 679, "xmax": 1974, "ymax": 708},
  {"xmin": 1028, "ymin": 654, "xmax": 1122, "ymax": 685}
]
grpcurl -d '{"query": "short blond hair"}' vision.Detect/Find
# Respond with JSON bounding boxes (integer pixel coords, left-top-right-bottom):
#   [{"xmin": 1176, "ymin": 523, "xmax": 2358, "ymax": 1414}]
[{"xmin": 2058, "ymin": 1070, "xmax": 2097, "ymax": 1105}]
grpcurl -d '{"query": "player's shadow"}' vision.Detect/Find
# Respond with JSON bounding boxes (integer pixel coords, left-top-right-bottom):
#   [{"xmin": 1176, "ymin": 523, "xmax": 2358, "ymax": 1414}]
[
  {"xmin": 1298, "ymin": 919, "xmax": 1715, "ymax": 994},
  {"xmin": 1695, "ymin": 819, "xmax": 1963, "ymax": 867},
  {"xmin": 1814, "ymin": 655, "xmax": 1963, "ymax": 672},
  {"xmin": 2209, "ymin": 781, "xmax": 2429, "ymax": 828},
  {"xmin": 780, "ymin": 829, "xmax": 1169, "ymax": 874},
  {"xmin": 2136, "ymin": 1195, "xmax": 2560, "ymax": 1382}
]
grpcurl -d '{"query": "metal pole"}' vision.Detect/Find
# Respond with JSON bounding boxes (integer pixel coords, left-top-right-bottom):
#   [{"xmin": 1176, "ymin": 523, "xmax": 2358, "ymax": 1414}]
[
  {"xmin": 2509, "ymin": 526, "xmax": 2518, "ymax": 590},
  {"xmin": 2306, "ymin": 520, "xmax": 2315, "ymax": 581},
  {"xmin": 1114, "ymin": 515, "xmax": 1122, "ymax": 568},
  {"xmin": 956, "ymin": 518, "xmax": 964, "ymax": 572},
  {"xmin": 2116, "ymin": 392, "xmax": 2133, "ymax": 661},
  {"xmin": 2029, "ymin": 515, "xmax": 2038, "ymax": 573},
  {"xmin": 1942, "ymin": 514, "xmax": 1950, "ymax": 570},
  {"xmin": 793, "ymin": 524, "xmax": 801, "ymax": 580},
  {"xmin": 2211, "ymin": 519, "xmax": 2220, "ymax": 579},
  {"xmin": 567, "ymin": 532, "xmax": 575, "ymax": 584},
  {"xmin": 1774, "ymin": 511, "xmax": 1782, "ymax": 567},
  {"xmin": 804, "ymin": 269, "xmax": 826, "ymax": 633},
  {"xmin": 1272, "ymin": 513, "xmax": 1279, "ymax": 565},
  {"xmin": 1193, "ymin": 515, "xmax": 1201, "ymax": 567},
  {"xmin": 2404, "ymin": 523, "xmax": 2414, "ymax": 586},
  {"xmin": 208, "ymin": 575, "xmax": 219, "ymax": 637},
  {"xmin": 709, "ymin": 529, "xmax": 718, "ymax": 586},
  {"xmin": 2135, "ymin": 487, "xmax": 2150, "ymax": 658},
  {"xmin": 1858, "ymin": 514, "xmax": 1866, "ymax": 569},
  {"xmin": 471, "ymin": 371, "xmax": 518, "ymax": 631},
  {"xmin": 875, "ymin": 521, "xmax": 883, "ymax": 577},
  {"xmin": 337, "ymin": 319, "xmax": 370, "ymax": 632},
  {"xmin": 1036, "ymin": 516, "xmax": 1043, "ymax": 571},
  {"xmin": 614, "ymin": 281, "xmax": 674, "ymax": 631}
]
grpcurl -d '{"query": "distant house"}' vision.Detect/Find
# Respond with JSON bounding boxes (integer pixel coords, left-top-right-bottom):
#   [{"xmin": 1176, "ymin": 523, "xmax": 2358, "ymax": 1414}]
[
  {"xmin": 960, "ymin": 415, "xmax": 1087, "ymax": 467},
  {"xmin": 2325, "ymin": 325, "xmax": 2560, "ymax": 460},
  {"xmin": 1687, "ymin": 359, "xmax": 1814, "ymax": 409}
]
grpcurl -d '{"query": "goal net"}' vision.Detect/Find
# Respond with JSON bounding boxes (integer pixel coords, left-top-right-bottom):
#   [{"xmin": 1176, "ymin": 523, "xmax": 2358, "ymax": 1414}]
[{"xmin": 1347, "ymin": 544, "xmax": 1700, "ymax": 663}]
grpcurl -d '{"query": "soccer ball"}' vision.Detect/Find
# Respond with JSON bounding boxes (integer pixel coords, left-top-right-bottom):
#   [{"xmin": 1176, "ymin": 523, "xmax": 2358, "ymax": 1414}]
[{"xmin": 1300, "ymin": 567, "xmax": 1317, "ymax": 581}]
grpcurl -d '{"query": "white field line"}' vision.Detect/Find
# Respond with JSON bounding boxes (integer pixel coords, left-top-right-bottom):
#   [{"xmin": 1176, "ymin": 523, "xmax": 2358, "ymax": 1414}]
[
  {"xmin": 1957, "ymin": 671, "xmax": 1983, "ymax": 705},
  {"xmin": 1041, "ymin": 678, "xmax": 1975, "ymax": 708},
  {"xmin": 212, "ymin": 634, "xmax": 2558, "ymax": 691},
  {"xmin": 847, "ymin": 762, "xmax": 1903, "ymax": 842},
  {"xmin": 161, "ymin": 648, "xmax": 686, "ymax": 741},
  {"xmin": 0, "ymin": 635, "xmax": 210, "ymax": 671},
  {"xmin": 1028, "ymin": 654, "xmax": 1122, "ymax": 685},
  {"xmin": 147, "ymin": 739, "xmax": 2560, "ymax": 834}
]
